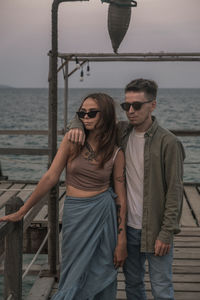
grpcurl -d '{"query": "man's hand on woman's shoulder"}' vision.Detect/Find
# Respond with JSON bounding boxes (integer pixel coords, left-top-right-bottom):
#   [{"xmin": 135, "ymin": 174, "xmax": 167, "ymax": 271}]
[{"xmin": 67, "ymin": 128, "xmax": 85, "ymax": 145}]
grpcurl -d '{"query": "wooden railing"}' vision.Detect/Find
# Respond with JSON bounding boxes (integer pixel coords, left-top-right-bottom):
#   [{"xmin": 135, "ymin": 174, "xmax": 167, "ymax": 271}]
[
  {"xmin": 0, "ymin": 129, "xmax": 200, "ymax": 156},
  {"xmin": 0, "ymin": 195, "xmax": 49, "ymax": 300},
  {"xmin": 0, "ymin": 197, "xmax": 24, "ymax": 300},
  {"xmin": 0, "ymin": 130, "xmax": 64, "ymax": 156}
]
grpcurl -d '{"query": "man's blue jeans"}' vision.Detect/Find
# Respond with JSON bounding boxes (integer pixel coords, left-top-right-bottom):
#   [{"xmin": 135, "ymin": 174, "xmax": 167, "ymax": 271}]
[{"xmin": 123, "ymin": 226, "xmax": 174, "ymax": 300}]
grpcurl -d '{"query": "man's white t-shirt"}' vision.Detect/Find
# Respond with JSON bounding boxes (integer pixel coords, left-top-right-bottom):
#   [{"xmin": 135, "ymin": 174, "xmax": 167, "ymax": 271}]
[{"xmin": 125, "ymin": 129, "xmax": 145, "ymax": 229}]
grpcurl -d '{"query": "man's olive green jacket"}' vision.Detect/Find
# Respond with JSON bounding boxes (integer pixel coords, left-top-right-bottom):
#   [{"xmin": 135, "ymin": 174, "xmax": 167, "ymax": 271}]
[{"xmin": 116, "ymin": 116, "xmax": 185, "ymax": 252}]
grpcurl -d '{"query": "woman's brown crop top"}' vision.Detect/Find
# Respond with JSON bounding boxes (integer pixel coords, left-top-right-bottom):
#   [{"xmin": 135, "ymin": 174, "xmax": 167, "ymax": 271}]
[{"xmin": 66, "ymin": 148, "xmax": 120, "ymax": 191}]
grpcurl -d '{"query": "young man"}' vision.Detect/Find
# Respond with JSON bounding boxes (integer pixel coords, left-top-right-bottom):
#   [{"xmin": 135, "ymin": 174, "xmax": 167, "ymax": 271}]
[{"xmin": 67, "ymin": 79, "xmax": 185, "ymax": 300}]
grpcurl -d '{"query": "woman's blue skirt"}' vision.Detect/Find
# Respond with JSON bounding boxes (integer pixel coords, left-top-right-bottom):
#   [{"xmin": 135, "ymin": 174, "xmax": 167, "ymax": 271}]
[{"xmin": 51, "ymin": 188, "xmax": 118, "ymax": 300}]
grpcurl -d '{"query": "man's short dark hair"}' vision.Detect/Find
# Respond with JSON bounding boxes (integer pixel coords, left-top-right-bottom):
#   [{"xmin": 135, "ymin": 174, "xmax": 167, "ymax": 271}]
[{"xmin": 125, "ymin": 78, "xmax": 158, "ymax": 101}]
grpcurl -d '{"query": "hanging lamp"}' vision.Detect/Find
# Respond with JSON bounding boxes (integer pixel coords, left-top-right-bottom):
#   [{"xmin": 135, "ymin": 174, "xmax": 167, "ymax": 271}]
[
  {"xmin": 102, "ymin": 0, "xmax": 137, "ymax": 53},
  {"xmin": 80, "ymin": 67, "xmax": 84, "ymax": 81},
  {"xmin": 86, "ymin": 61, "xmax": 90, "ymax": 76}
]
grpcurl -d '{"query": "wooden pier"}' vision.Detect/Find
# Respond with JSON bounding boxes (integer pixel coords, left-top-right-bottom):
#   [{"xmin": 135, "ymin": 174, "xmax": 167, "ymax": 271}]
[
  {"xmin": 0, "ymin": 1, "xmax": 200, "ymax": 298},
  {"xmin": 0, "ymin": 181, "xmax": 200, "ymax": 299}
]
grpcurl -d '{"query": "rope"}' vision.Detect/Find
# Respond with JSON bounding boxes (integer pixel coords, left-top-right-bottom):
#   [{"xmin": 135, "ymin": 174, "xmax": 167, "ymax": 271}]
[{"xmin": 22, "ymin": 230, "xmax": 50, "ymax": 280}]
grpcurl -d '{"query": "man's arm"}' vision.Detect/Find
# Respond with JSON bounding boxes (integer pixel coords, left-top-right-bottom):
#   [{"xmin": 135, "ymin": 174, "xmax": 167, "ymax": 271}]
[
  {"xmin": 66, "ymin": 114, "xmax": 85, "ymax": 145},
  {"xmin": 156, "ymin": 138, "xmax": 185, "ymax": 255},
  {"xmin": 66, "ymin": 115, "xmax": 129, "ymax": 146}
]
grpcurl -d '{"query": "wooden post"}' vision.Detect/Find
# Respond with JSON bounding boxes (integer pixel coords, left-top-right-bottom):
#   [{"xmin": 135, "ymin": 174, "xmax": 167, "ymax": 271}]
[
  {"xmin": 4, "ymin": 196, "xmax": 24, "ymax": 300},
  {"xmin": 64, "ymin": 60, "xmax": 69, "ymax": 131},
  {"xmin": 0, "ymin": 161, "xmax": 8, "ymax": 180},
  {"xmin": 48, "ymin": 50, "xmax": 59, "ymax": 274},
  {"xmin": 48, "ymin": 0, "xmax": 91, "ymax": 276}
]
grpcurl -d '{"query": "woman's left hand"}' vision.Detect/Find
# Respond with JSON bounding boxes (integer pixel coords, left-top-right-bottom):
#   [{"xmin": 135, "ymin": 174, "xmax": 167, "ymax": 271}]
[{"xmin": 114, "ymin": 242, "xmax": 128, "ymax": 268}]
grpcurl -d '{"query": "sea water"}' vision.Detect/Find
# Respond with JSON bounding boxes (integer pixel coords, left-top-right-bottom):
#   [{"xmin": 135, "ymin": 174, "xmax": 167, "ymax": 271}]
[{"xmin": 0, "ymin": 88, "xmax": 200, "ymax": 182}]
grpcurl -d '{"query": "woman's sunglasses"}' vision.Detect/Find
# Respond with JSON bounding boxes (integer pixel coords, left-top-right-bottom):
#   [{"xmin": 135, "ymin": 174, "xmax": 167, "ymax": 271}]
[
  {"xmin": 120, "ymin": 100, "xmax": 153, "ymax": 112},
  {"xmin": 76, "ymin": 110, "xmax": 100, "ymax": 119}
]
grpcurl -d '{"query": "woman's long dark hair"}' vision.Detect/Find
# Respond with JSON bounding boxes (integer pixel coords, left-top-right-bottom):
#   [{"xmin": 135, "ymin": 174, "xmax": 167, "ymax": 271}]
[{"xmin": 71, "ymin": 93, "xmax": 117, "ymax": 168}]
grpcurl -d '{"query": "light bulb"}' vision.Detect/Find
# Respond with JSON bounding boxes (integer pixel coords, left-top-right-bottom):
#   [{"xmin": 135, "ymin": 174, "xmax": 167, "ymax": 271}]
[
  {"xmin": 76, "ymin": 57, "xmax": 80, "ymax": 69},
  {"xmin": 86, "ymin": 64, "xmax": 90, "ymax": 76}
]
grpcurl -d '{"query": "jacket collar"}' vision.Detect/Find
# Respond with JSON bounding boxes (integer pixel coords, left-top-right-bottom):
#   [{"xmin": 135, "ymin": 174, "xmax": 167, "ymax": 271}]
[
  {"xmin": 123, "ymin": 116, "xmax": 158, "ymax": 138},
  {"xmin": 145, "ymin": 116, "xmax": 158, "ymax": 137},
  {"xmin": 122, "ymin": 123, "xmax": 134, "ymax": 138}
]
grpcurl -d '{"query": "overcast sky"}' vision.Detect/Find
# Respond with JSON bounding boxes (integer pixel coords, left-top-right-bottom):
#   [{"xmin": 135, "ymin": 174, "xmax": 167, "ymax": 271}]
[{"xmin": 0, "ymin": 0, "xmax": 200, "ymax": 88}]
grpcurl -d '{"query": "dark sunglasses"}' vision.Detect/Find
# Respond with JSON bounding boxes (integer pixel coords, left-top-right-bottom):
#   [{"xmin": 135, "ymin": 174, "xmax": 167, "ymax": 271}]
[
  {"xmin": 120, "ymin": 100, "xmax": 153, "ymax": 111},
  {"xmin": 76, "ymin": 110, "xmax": 100, "ymax": 119}
]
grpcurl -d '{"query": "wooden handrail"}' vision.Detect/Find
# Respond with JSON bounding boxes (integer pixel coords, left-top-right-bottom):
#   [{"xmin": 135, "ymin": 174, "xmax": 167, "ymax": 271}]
[
  {"xmin": 0, "ymin": 130, "xmax": 64, "ymax": 135},
  {"xmin": 0, "ymin": 129, "xmax": 200, "ymax": 136},
  {"xmin": 0, "ymin": 148, "xmax": 49, "ymax": 155}
]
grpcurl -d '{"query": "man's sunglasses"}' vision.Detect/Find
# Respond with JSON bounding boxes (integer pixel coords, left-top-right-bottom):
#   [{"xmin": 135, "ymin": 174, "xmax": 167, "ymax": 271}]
[
  {"xmin": 120, "ymin": 100, "xmax": 153, "ymax": 112},
  {"xmin": 76, "ymin": 110, "xmax": 100, "ymax": 119}
]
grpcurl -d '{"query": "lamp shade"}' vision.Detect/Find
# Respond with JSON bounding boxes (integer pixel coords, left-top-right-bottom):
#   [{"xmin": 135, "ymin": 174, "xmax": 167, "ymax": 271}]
[{"xmin": 108, "ymin": 0, "xmax": 132, "ymax": 53}]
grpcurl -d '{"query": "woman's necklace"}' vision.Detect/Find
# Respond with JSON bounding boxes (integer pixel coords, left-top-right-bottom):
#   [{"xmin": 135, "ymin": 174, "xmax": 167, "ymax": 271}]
[{"xmin": 85, "ymin": 141, "xmax": 97, "ymax": 161}]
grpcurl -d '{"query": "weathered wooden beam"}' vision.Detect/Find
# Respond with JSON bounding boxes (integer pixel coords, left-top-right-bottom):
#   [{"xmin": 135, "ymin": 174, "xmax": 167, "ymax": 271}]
[
  {"xmin": 48, "ymin": 0, "xmax": 90, "ymax": 276},
  {"xmin": 170, "ymin": 130, "xmax": 200, "ymax": 136},
  {"xmin": 0, "ymin": 130, "xmax": 200, "ymax": 137},
  {"xmin": 64, "ymin": 61, "xmax": 69, "ymax": 130},
  {"xmin": 0, "ymin": 130, "xmax": 64, "ymax": 135},
  {"xmin": 25, "ymin": 276, "xmax": 55, "ymax": 300},
  {"xmin": 0, "ymin": 148, "xmax": 49, "ymax": 155},
  {"xmin": 68, "ymin": 57, "xmax": 200, "ymax": 62},
  {"xmin": 58, "ymin": 52, "xmax": 200, "ymax": 58},
  {"xmin": 0, "ymin": 183, "xmax": 25, "ymax": 209},
  {"xmin": 49, "ymin": 0, "xmax": 59, "ymax": 276},
  {"xmin": 4, "ymin": 196, "xmax": 24, "ymax": 300},
  {"xmin": 0, "ymin": 222, "xmax": 15, "ymax": 240},
  {"xmin": 0, "ymin": 162, "xmax": 8, "ymax": 180}
]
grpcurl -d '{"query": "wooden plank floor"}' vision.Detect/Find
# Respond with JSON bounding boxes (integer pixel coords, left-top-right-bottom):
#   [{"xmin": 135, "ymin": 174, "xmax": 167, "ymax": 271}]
[
  {"xmin": 0, "ymin": 182, "xmax": 34, "ymax": 218},
  {"xmin": 49, "ymin": 227, "xmax": 200, "ymax": 300},
  {"xmin": 1, "ymin": 182, "xmax": 200, "ymax": 299},
  {"xmin": 0, "ymin": 181, "xmax": 66, "ymax": 223}
]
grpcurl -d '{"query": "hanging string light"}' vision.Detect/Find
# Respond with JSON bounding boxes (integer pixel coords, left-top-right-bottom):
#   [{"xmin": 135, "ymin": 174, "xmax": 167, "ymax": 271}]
[
  {"xmin": 75, "ymin": 56, "xmax": 80, "ymax": 69},
  {"xmin": 80, "ymin": 66, "xmax": 84, "ymax": 82},
  {"xmin": 86, "ymin": 61, "xmax": 90, "ymax": 76}
]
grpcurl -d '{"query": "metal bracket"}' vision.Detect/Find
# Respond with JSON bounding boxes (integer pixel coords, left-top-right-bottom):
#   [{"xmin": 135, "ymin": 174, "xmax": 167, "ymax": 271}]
[{"xmin": 101, "ymin": 0, "xmax": 137, "ymax": 7}]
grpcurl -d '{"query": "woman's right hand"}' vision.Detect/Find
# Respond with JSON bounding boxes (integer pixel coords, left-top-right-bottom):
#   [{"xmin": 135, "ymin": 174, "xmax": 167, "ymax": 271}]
[{"xmin": 0, "ymin": 210, "xmax": 24, "ymax": 223}]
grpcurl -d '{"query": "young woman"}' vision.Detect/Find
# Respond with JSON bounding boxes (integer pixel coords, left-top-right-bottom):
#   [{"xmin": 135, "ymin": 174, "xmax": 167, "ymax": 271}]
[{"xmin": 0, "ymin": 93, "xmax": 127, "ymax": 300}]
